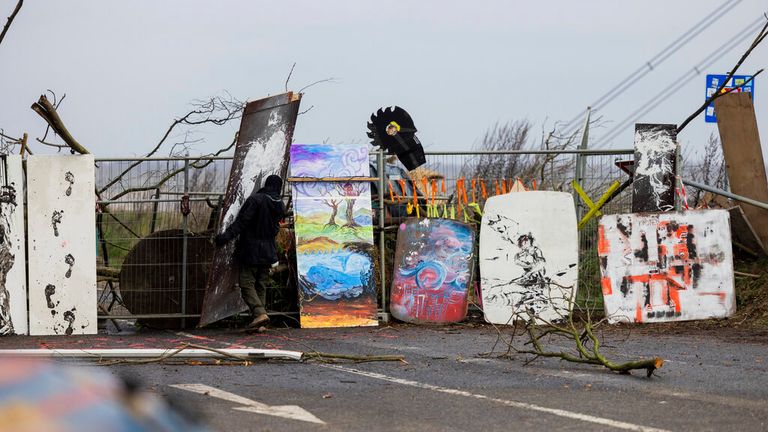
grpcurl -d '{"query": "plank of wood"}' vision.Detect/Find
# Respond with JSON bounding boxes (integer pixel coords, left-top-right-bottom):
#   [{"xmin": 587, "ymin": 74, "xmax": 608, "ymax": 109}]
[
  {"xmin": 715, "ymin": 92, "xmax": 768, "ymax": 246},
  {"xmin": 728, "ymin": 206, "xmax": 766, "ymax": 256}
]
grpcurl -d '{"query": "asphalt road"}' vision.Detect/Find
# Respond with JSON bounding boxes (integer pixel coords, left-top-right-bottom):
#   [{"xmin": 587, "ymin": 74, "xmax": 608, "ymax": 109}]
[{"xmin": 29, "ymin": 324, "xmax": 762, "ymax": 432}]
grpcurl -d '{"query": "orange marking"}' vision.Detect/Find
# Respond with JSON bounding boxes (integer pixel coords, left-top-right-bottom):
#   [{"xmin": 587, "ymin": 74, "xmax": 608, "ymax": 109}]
[
  {"xmin": 597, "ymin": 225, "xmax": 610, "ymax": 255},
  {"xmin": 481, "ymin": 180, "xmax": 487, "ymax": 199},
  {"xmin": 601, "ymin": 277, "xmax": 613, "ymax": 295}
]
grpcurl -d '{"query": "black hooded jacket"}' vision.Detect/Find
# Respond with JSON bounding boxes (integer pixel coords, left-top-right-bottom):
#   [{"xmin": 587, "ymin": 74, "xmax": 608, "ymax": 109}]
[{"xmin": 216, "ymin": 175, "xmax": 286, "ymax": 267}]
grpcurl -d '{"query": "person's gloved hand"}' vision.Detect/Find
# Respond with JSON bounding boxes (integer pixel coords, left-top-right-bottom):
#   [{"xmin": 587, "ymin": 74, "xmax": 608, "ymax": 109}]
[{"xmin": 214, "ymin": 234, "xmax": 228, "ymax": 247}]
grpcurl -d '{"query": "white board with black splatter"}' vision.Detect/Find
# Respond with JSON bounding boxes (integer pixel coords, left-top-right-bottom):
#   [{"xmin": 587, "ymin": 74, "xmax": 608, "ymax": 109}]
[
  {"xmin": 0, "ymin": 155, "xmax": 28, "ymax": 335},
  {"xmin": 479, "ymin": 191, "xmax": 579, "ymax": 325},
  {"xmin": 598, "ymin": 210, "xmax": 735, "ymax": 324},
  {"xmin": 27, "ymin": 155, "xmax": 97, "ymax": 335}
]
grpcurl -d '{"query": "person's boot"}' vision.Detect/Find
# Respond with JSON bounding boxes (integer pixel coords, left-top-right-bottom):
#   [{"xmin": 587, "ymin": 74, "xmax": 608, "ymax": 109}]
[{"xmin": 246, "ymin": 313, "xmax": 270, "ymax": 329}]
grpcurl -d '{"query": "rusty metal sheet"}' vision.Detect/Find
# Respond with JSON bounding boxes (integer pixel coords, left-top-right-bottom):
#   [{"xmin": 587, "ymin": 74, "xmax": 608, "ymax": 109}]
[
  {"xmin": 199, "ymin": 92, "xmax": 301, "ymax": 327},
  {"xmin": 631, "ymin": 123, "xmax": 677, "ymax": 213}
]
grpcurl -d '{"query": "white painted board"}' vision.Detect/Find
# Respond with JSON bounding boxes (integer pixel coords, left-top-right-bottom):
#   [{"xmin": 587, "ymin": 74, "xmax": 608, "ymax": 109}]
[
  {"xmin": 598, "ymin": 210, "xmax": 735, "ymax": 324},
  {"xmin": 480, "ymin": 191, "xmax": 578, "ymax": 324},
  {"xmin": 27, "ymin": 155, "xmax": 97, "ymax": 335},
  {"xmin": 0, "ymin": 156, "xmax": 27, "ymax": 335}
]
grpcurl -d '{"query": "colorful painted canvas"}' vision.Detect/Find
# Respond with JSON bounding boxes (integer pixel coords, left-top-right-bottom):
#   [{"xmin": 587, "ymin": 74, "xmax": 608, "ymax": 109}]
[
  {"xmin": 479, "ymin": 192, "xmax": 578, "ymax": 324},
  {"xmin": 291, "ymin": 144, "xmax": 378, "ymax": 328},
  {"xmin": 390, "ymin": 219, "xmax": 474, "ymax": 324},
  {"xmin": 0, "ymin": 156, "xmax": 27, "ymax": 335},
  {"xmin": 27, "ymin": 155, "xmax": 97, "ymax": 336},
  {"xmin": 598, "ymin": 210, "xmax": 735, "ymax": 324}
]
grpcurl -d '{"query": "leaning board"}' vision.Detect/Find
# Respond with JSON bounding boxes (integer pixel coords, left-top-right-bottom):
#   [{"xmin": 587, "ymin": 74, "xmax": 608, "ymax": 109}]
[
  {"xmin": 291, "ymin": 144, "xmax": 378, "ymax": 328},
  {"xmin": 27, "ymin": 155, "xmax": 97, "ymax": 335},
  {"xmin": 0, "ymin": 156, "xmax": 27, "ymax": 335},
  {"xmin": 598, "ymin": 210, "xmax": 735, "ymax": 324},
  {"xmin": 390, "ymin": 218, "xmax": 474, "ymax": 324},
  {"xmin": 480, "ymin": 192, "xmax": 578, "ymax": 324},
  {"xmin": 200, "ymin": 92, "xmax": 301, "ymax": 327}
]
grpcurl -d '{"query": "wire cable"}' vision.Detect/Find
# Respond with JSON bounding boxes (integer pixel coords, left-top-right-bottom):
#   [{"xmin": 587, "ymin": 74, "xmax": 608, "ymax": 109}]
[{"xmin": 591, "ymin": 16, "xmax": 765, "ymax": 148}]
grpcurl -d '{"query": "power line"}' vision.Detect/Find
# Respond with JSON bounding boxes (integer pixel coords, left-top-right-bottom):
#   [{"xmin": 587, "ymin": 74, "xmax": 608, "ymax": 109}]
[
  {"xmin": 558, "ymin": 0, "xmax": 741, "ymax": 136},
  {"xmin": 592, "ymin": 16, "xmax": 765, "ymax": 148}
]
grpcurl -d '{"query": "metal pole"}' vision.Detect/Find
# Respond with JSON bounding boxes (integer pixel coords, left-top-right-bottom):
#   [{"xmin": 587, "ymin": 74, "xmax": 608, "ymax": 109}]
[
  {"xmin": 675, "ymin": 142, "xmax": 682, "ymax": 211},
  {"xmin": 181, "ymin": 159, "xmax": 189, "ymax": 328},
  {"xmin": 682, "ymin": 179, "xmax": 768, "ymax": 211},
  {"xmin": 574, "ymin": 107, "xmax": 591, "ymax": 220},
  {"xmin": 377, "ymin": 148, "xmax": 388, "ymax": 323},
  {"xmin": 149, "ymin": 188, "xmax": 160, "ymax": 234}
]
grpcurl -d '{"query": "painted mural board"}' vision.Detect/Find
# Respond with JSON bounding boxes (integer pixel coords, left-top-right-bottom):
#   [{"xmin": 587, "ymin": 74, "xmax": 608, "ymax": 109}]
[
  {"xmin": 598, "ymin": 210, "xmax": 735, "ymax": 324},
  {"xmin": 480, "ymin": 192, "xmax": 578, "ymax": 324},
  {"xmin": 390, "ymin": 219, "xmax": 474, "ymax": 324},
  {"xmin": 632, "ymin": 123, "xmax": 677, "ymax": 213},
  {"xmin": 0, "ymin": 156, "xmax": 27, "ymax": 335},
  {"xmin": 27, "ymin": 155, "xmax": 97, "ymax": 336},
  {"xmin": 291, "ymin": 144, "xmax": 378, "ymax": 328},
  {"xmin": 200, "ymin": 92, "xmax": 301, "ymax": 327}
]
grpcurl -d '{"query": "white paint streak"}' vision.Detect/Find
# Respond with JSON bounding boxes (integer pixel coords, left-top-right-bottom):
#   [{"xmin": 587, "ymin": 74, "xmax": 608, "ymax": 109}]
[
  {"xmin": 220, "ymin": 125, "xmax": 287, "ymax": 233},
  {"xmin": 321, "ymin": 364, "xmax": 670, "ymax": 432},
  {"xmin": 170, "ymin": 383, "xmax": 325, "ymax": 424}
]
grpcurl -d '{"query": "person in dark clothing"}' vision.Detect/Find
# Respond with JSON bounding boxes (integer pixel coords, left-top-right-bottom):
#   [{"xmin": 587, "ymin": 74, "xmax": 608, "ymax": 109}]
[{"xmin": 215, "ymin": 175, "xmax": 286, "ymax": 329}]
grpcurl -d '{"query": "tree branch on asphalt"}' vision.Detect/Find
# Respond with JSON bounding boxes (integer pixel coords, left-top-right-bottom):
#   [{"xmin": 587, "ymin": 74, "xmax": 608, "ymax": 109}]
[{"xmin": 478, "ymin": 289, "xmax": 664, "ymax": 377}]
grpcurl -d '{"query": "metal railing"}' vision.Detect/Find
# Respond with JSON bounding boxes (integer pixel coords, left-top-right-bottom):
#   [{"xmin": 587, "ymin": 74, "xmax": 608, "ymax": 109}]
[{"xmin": 95, "ymin": 149, "xmax": 637, "ymax": 325}]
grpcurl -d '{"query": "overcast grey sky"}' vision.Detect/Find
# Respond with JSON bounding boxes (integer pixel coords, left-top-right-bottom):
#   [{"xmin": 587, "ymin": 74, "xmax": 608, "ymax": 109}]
[{"xmin": 0, "ymin": 1, "xmax": 765, "ymax": 159}]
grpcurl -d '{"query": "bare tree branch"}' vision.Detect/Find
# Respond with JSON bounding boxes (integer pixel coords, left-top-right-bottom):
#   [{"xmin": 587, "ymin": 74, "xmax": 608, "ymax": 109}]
[
  {"xmin": 299, "ymin": 77, "xmax": 337, "ymax": 93},
  {"xmin": 98, "ymin": 95, "xmax": 243, "ymax": 195},
  {"xmin": 0, "ymin": 0, "xmax": 23, "ymax": 48},
  {"xmin": 30, "ymin": 94, "xmax": 90, "ymax": 154},
  {"xmin": 285, "ymin": 62, "xmax": 296, "ymax": 92},
  {"xmin": 678, "ymin": 17, "xmax": 768, "ymax": 133}
]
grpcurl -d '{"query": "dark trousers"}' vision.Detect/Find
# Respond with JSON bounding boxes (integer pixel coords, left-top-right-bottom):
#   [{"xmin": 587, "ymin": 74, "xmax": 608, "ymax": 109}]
[{"xmin": 239, "ymin": 265, "xmax": 269, "ymax": 317}]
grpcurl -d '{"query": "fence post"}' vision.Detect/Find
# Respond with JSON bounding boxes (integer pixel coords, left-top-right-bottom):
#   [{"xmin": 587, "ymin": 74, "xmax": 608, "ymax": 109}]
[
  {"xmin": 181, "ymin": 158, "xmax": 189, "ymax": 328},
  {"xmin": 377, "ymin": 148, "xmax": 388, "ymax": 323},
  {"xmin": 149, "ymin": 188, "xmax": 161, "ymax": 233},
  {"xmin": 574, "ymin": 107, "xmax": 591, "ymax": 220}
]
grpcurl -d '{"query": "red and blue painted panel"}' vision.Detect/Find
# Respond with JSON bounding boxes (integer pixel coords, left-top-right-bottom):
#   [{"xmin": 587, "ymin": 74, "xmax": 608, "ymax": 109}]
[{"xmin": 390, "ymin": 219, "xmax": 475, "ymax": 324}]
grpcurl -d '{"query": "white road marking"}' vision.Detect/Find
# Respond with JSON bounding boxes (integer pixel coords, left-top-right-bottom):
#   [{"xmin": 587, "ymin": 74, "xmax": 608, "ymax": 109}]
[
  {"xmin": 170, "ymin": 383, "xmax": 325, "ymax": 425},
  {"xmin": 321, "ymin": 364, "xmax": 671, "ymax": 432}
]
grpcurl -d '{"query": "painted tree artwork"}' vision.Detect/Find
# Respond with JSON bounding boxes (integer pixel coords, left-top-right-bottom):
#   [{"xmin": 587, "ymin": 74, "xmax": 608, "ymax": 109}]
[
  {"xmin": 390, "ymin": 219, "xmax": 474, "ymax": 324},
  {"xmin": 291, "ymin": 144, "xmax": 378, "ymax": 328},
  {"xmin": 598, "ymin": 210, "xmax": 735, "ymax": 324}
]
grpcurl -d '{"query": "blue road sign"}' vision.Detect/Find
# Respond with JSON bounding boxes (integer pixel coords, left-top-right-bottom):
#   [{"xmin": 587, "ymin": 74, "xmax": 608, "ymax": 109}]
[{"xmin": 705, "ymin": 74, "xmax": 754, "ymax": 123}]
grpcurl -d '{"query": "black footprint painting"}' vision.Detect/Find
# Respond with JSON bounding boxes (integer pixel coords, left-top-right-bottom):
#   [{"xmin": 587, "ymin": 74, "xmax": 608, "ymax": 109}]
[
  {"xmin": 51, "ymin": 210, "xmax": 63, "ymax": 237},
  {"xmin": 44, "ymin": 284, "xmax": 56, "ymax": 309},
  {"xmin": 63, "ymin": 309, "xmax": 75, "ymax": 335},
  {"xmin": 65, "ymin": 254, "xmax": 75, "ymax": 278},
  {"xmin": 64, "ymin": 171, "xmax": 75, "ymax": 196}
]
